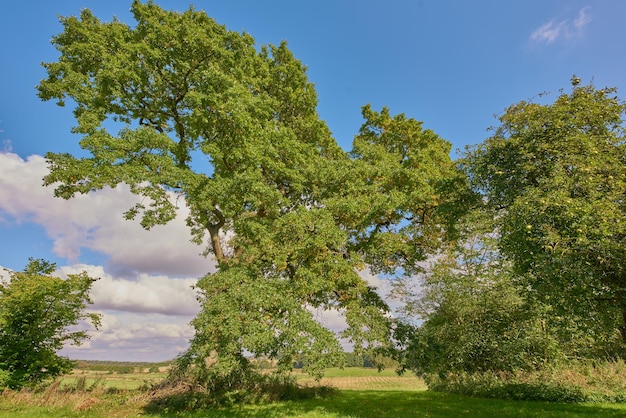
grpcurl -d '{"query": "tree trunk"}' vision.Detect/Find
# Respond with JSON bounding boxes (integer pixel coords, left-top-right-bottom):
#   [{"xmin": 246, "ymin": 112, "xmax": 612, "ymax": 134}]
[
  {"xmin": 207, "ymin": 208, "xmax": 226, "ymax": 264},
  {"xmin": 208, "ymin": 225, "xmax": 224, "ymax": 263}
]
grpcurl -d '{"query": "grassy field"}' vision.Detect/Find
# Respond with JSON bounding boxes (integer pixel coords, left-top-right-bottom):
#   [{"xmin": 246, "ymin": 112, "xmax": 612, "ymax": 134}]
[
  {"xmin": 295, "ymin": 367, "xmax": 427, "ymax": 391},
  {"xmin": 2, "ymin": 367, "xmax": 626, "ymax": 417},
  {"xmin": 58, "ymin": 371, "xmax": 167, "ymax": 391}
]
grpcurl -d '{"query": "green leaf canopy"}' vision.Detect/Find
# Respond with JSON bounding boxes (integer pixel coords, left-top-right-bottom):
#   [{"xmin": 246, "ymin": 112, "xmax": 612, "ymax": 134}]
[
  {"xmin": 37, "ymin": 1, "xmax": 466, "ymax": 380},
  {"xmin": 465, "ymin": 80, "xmax": 626, "ymax": 346},
  {"xmin": 0, "ymin": 259, "xmax": 100, "ymax": 389}
]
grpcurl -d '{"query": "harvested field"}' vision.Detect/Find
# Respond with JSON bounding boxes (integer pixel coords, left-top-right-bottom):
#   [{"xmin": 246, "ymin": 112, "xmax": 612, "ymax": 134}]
[{"xmin": 296, "ymin": 367, "xmax": 427, "ymax": 391}]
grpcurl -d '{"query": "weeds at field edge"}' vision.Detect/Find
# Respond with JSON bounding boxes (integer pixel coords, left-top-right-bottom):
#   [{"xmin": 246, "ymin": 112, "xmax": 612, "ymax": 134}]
[{"xmin": 426, "ymin": 360, "xmax": 626, "ymax": 403}]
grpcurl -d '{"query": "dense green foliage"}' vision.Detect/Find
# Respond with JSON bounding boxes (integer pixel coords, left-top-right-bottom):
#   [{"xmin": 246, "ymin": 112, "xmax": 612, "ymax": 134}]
[
  {"xmin": 465, "ymin": 79, "xmax": 626, "ymax": 354},
  {"xmin": 32, "ymin": 0, "xmax": 626, "ymax": 401},
  {"xmin": 0, "ymin": 259, "xmax": 100, "ymax": 389},
  {"xmin": 393, "ymin": 79, "xmax": 626, "ymax": 400},
  {"xmin": 37, "ymin": 0, "xmax": 465, "ymax": 388},
  {"xmin": 393, "ymin": 211, "xmax": 560, "ymax": 377},
  {"xmin": 427, "ymin": 360, "xmax": 626, "ymax": 404}
]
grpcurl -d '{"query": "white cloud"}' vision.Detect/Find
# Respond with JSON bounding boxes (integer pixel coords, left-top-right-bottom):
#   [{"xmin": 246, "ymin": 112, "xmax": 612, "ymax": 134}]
[
  {"xmin": 0, "ymin": 152, "xmax": 210, "ymax": 360},
  {"xmin": 574, "ymin": 7, "xmax": 592, "ymax": 30},
  {"xmin": 57, "ymin": 264, "xmax": 200, "ymax": 316},
  {"xmin": 0, "ymin": 266, "xmax": 10, "ymax": 283},
  {"xmin": 311, "ymin": 307, "xmax": 347, "ymax": 332},
  {"xmin": 0, "ymin": 261, "xmax": 200, "ymax": 362},
  {"xmin": 530, "ymin": 20, "xmax": 566, "ymax": 44},
  {"xmin": 530, "ymin": 7, "xmax": 591, "ymax": 45},
  {"xmin": 359, "ymin": 268, "xmax": 403, "ymax": 314},
  {"xmin": 0, "ymin": 152, "xmax": 215, "ymax": 277},
  {"xmin": 59, "ymin": 312, "xmax": 195, "ymax": 362}
]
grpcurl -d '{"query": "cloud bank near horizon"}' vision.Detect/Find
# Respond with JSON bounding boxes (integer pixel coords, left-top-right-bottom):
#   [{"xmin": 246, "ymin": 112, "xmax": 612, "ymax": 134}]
[{"xmin": 0, "ymin": 151, "xmax": 212, "ymax": 360}]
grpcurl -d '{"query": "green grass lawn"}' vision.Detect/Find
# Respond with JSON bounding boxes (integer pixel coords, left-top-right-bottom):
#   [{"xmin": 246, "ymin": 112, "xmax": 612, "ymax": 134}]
[
  {"xmin": 2, "ymin": 368, "xmax": 626, "ymax": 417},
  {"xmin": 4, "ymin": 390, "xmax": 626, "ymax": 418},
  {"xmin": 208, "ymin": 391, "xmax": 626, "ymax": 418}
]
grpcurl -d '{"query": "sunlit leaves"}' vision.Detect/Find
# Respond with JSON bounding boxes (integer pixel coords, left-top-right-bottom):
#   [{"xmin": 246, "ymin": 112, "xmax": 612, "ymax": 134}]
[
  {"xmin": 336, "ymin": 105, "xmax": 470, "ymax": 276},
  {"xmin": 37, "ymin": 1, "xmax": 466, "ymax": 386},
  {"xmin": 465, "ymin": 80, "xmax": 626, "ymax": 345},
  {"xmin": 0, "ymin": 259, "xmax": 100, "ymax": 389}
]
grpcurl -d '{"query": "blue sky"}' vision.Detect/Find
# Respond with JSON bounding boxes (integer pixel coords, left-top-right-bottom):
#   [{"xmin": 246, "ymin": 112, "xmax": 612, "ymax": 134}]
[{"xmin": 1, "ymin": 1, "xmax": 625, "ymax": 361}]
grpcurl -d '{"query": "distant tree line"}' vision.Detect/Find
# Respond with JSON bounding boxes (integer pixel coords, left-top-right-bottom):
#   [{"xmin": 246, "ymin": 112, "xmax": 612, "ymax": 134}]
[{"xmin": 291, "ymin": 352, "xmax": 399, "ymax": 369}]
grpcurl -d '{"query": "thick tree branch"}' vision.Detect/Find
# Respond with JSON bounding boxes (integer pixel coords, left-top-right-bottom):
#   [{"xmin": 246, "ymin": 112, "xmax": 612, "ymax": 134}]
[{"xmin": 207, "ymin": 208, "xmax": 226, "ymax": 263}]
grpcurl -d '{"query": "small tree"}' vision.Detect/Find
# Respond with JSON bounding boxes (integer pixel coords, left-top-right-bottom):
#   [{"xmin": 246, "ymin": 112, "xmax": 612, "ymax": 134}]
[{"xmin": 0, "ymin": 259, "xmax": 100, "ymax": 389}]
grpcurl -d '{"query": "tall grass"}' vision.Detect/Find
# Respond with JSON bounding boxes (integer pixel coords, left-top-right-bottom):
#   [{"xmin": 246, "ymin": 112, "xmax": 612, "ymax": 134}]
[{"xmin": 426, "ymin": 359, "xmax": 626, "ymax": 403}]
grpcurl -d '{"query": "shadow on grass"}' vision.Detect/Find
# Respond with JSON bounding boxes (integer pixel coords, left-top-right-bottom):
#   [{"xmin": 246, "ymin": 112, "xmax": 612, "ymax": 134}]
[
  {"xmin": 143, "ymin": 389, "xmax": 626, "ymax": 417},
  {"xmin": 142, "ymin": 383, "xmax": 336, "ymax": 416}
]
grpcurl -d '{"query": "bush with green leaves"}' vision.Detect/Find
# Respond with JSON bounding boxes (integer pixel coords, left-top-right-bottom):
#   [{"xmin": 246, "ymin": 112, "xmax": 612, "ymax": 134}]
[
  {"xmin": 389, "ymin": 80, "xmax": 626, "ymax": 402},
  {"xmin": 393, "ymin": 210, "xmax": 561, "ymax": 377},
  {"xmin": 0, "ymin": 259, "xmax": 100, "ymax": 389}
]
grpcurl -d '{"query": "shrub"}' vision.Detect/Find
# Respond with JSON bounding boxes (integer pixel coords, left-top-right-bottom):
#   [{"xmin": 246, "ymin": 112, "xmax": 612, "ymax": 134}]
[
  {"xmin": 145, "ymin": 371, "xmax": 335, "ymax": 412},
  {"xmin": 0, "ymin": 259, "xmax": 100, "ymax": 389}
]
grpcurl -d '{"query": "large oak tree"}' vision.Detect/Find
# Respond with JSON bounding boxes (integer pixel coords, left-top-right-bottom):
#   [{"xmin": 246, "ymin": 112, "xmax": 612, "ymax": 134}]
[{"xmin": 38, "ymin": 1, "xmax": 466, "ymax": 384}]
